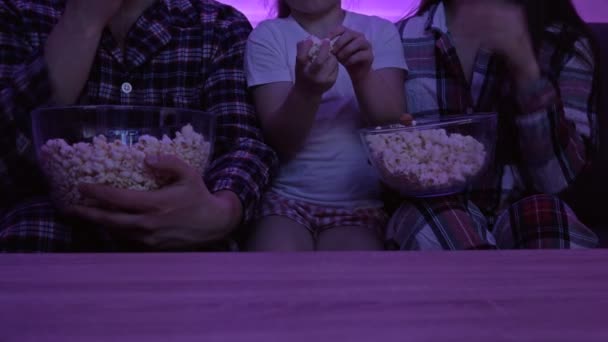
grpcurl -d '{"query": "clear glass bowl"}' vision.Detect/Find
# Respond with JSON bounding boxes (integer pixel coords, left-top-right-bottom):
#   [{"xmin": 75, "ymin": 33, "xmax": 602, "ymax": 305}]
[
  {"xmin": 360, "ymin": 113, "xmax": 498, "ymax": 198},
  {"xmin": 31, "ymin": 105, "xmax": 215, "ymax": 206}
]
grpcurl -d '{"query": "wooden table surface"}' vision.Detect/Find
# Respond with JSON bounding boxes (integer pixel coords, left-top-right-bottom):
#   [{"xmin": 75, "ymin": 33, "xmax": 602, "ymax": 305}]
[{"xmin": 1, "ymin": 250, "xmax": 607, "ymax": 342}]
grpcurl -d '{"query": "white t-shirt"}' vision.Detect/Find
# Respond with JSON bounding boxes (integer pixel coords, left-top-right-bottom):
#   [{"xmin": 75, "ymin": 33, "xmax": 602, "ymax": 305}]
[{"xmin": 245, "ymin": 11, "xmax": 407, "ymax": 208}]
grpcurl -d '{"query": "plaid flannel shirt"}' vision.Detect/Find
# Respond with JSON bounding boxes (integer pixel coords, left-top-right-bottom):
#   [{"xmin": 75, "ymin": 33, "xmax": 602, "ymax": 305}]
[
  {"xmin": 397, "ymin": 3, "xmax": 597, "ymax": 219},
  {"xmin": 0, "ymin": 0, "xmax": 278, "ymax": 223}
]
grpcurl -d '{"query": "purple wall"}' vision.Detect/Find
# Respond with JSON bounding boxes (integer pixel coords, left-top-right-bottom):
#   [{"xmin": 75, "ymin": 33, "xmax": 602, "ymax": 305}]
[
  {"xmin": 574, "ymin": 0, "xmax": 608, "ymax": 23},
  {"xmin": 218, "ymin": 0, "xmax": 608, "ymax": 26}
]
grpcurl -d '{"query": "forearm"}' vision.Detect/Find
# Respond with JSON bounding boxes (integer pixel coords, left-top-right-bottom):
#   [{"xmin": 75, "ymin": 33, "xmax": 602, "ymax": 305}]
[
  {"xmin": 263, "ymin": 85, "xmax": 321, "ymax": 159},
  {"xmin": 515, "ymin": 78, "xmax": 589, "ymax": 194},
  {"xmin": 207, "ymin": 190, "xmax": 243, "ymax": 238},
  {"xmin": 507, "ymin": 40, "xmax": 593, "ymax": 193},
  {"xmin": 44, "ymin": 7, "xmax": 104, "ymax": 105},
  {"xmin": 206, "ymin": 136, "xmax": 278, "ymax": 225},
  {"xmin": 352, "ymin": 70, "xmax": 404, "ymax": 125}
]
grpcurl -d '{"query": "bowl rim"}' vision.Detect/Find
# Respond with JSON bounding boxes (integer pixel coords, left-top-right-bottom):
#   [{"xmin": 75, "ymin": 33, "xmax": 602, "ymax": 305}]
[
  {"xmin": 30, "ymin": 104, "xmax": 217, "ymax": 159},
  {"xmin": 31, "ymin": 105, "xmax": 214, "ymax": 118},
  {"xmin": 360, "ymin": 112, "xmax": 498, "ymax": 135},
  {"xmin": 360, "ymin": 112, "xmax": 497, "ymax": 197}
]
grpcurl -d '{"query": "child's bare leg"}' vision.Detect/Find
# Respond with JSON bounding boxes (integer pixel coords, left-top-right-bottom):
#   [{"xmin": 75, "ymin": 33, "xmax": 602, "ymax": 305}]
[
  {"xmin": 316, "ymin": 226, "xmax": 384, "ymax": 251},
  {"xmin": 246, "ymin": 216, "xmax": 314, "ymax": 251}
]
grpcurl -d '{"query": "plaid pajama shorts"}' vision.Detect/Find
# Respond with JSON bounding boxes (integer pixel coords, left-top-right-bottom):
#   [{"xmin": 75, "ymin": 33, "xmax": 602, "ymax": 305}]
[
  {"xmin": 386, "ymin": 194, "xmax": 599, "ymax": 250},
  {"xmin": 257, "ymin": 192, "xmax": 389, "ymax": 238}
]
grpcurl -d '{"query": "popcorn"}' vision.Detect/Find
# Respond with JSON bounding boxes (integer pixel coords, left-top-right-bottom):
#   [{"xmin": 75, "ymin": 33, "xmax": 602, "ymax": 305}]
[
  {"xmin": 40, "ymin": 124, "xmax": 211, "ymax": 206},
  {"xmin": 365, "ymin": 128, "xmax": 486, "ymax": 193},
  {"xmin": 307, "ymin": 35, "xmax": 341, "ymax": 61}
]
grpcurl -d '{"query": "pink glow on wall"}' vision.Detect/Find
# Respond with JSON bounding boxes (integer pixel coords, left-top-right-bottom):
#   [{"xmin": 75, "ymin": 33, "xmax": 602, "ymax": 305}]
[
  {"xmin": 217, "ymin": 0, "xmax": 608, "ymax": 26},
  {"xmin": 573, "ymin": 0, "xmax": 608, "ymax": 23}
]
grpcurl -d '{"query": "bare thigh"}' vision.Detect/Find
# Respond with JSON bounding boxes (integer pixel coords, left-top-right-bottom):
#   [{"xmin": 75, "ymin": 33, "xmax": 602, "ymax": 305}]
[
  {"xmin": 246, "ymin": 216, "xmax": 314, "ymax": 252},
  {"xmin": 316, "ymin": 226, "xmax": 384, "ymax": 251}
]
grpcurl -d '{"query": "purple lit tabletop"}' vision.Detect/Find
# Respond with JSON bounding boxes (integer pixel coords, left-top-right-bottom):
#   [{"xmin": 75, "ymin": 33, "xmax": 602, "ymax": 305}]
[{"xmin": 1, "ymin": 251, "xmax": 607, "ymax": 341}]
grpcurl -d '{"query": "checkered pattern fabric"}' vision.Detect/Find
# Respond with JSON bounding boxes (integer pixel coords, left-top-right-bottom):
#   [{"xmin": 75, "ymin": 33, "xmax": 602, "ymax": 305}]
[
  {"xmin": 398, "ymin": 3, "xmax": 597, "ymax": 216},
  {"xmin": 387, "ymin": 2, "xmax": 599, "ymax": 250},
  {"xmin": 0, "ymin": 197, "xmax": 240, "ymax": 252},
  {"xmin": 0, "ymin": 198, "xmax": 75, "ymax": 252},
  {"xmin": 386, "ymin": 195, "xmax": 495, "ymax": 250},
  {"xmin": 386, "ymin": 194, "xmax": 598, "ymax": 250},
  {"xmin": 258, "ymin": 192, "xmax": 388, "ymax": 238},
  {"xmin": 492, "ymin": 195, "xmax": 599, "ymax": 249},
  {"xmin": 0, "ymin": 0, "xmax": 277, "ymax": 221},
  {"xmin": 0, "ymin": 0, "xmax": 278, "ymax": 252}
]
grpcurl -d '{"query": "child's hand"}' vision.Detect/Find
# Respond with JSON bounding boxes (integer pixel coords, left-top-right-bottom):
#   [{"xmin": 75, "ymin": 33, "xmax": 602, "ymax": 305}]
[
  {"xmin": 294, "ymin": 39, "xmax": 339, "ymax": 97},
  {"xmin": 330, "ymin": 26, "xmax": 374, "ymax": 82}
]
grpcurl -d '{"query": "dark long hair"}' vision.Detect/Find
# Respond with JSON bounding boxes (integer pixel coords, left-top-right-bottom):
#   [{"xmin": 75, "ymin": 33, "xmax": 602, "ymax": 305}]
[{"xmin": 276, "ymin": 0, "xmax": 290, "ymax": 18}]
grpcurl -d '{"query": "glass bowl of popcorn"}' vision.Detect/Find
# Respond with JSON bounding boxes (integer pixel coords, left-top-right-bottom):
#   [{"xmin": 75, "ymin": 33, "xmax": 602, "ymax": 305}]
[
  {"xmin": 31, "ymin": 105, "xmax": 215, "ymax": 207},
  {"xmin": 360, "ymin": 113, "xmax": 498, "ymax": 198}
]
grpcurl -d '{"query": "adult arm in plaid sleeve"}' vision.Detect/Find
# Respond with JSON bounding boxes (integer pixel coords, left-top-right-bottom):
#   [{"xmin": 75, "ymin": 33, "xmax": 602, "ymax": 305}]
[
  {"xmin": 0, "ymin": 0, "xmax": 125, "ymax": 115},
  {"xmin": 0, "ymin": 2, "xmax": 53, "ymax": 205},
  {"xmin": 448, "ymin": 2, "xmax": 596, "ymax": 194},
  {"xmin": 513, "ymin": 36, "xmax": 596, "ymax": 194},
  {"xmin": 202, "ymin": 15, "xmax": 278, "ymax": 225},
  {"xmin": 0, "ymin": 0, "xmax": 125, "ymax": 206},
  {"xmin": 67, "ymin": 9, "xmax": 278, "ymax": 249}
]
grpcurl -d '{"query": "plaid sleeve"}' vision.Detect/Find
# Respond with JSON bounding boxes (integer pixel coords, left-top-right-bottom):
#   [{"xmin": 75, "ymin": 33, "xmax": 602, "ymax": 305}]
[
  {"xmin": 0, "ymin": 2, "xmax": 53, "ymax": 207},
  {"xmin": 514, "ymin": 37, "xmax": 596, "ymax": 195},
  {"xmin": 202, "ymin": 11, "xmax": 278, "ymax": 224}
]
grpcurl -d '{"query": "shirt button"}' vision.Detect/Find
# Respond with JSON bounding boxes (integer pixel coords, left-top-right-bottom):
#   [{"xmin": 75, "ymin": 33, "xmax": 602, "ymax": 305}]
[{"xmin": 121, "ymin": 82, "xmax": 133, "ymax": 94}]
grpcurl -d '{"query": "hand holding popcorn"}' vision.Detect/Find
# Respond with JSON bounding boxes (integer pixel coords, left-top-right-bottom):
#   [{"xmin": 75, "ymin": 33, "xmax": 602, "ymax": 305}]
[
  {"xmin": 294, "ymin": 38, "xmax": 339, "ymax": 96},
  {"xmin": 307, "ymin": 35, "xmax": 341, "ymax": 62}
]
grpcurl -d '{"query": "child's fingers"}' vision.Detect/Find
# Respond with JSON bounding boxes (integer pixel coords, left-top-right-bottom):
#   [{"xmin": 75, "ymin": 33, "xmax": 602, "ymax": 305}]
[
  {"xmin": 343, "ymin": 50, "xmax": 373, "ymax": 67},
  {"xmin": 336, "ymin": 36, "xmax": 370, "ymax": 61},
  {"xmin": 318, "ymin": 55, "xmax": 339, "ymax": 80},
  {"xmin": 308, "ymin": 41, "xmax": 331, "ymax": 74},
  {"xmin": 329, "ymin": 25, "xmax": 347, "ymax": 39},
  {"xmin": 315, "ymin": 41, "xmax": 332, "ymax": 63},
  {"xmin": 331, "ymin": 29, "xmax": 357, "ymax": 54},
  {"xmin": 296, "ymin": 39, "xmax": 314, "ymax": 65}
]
